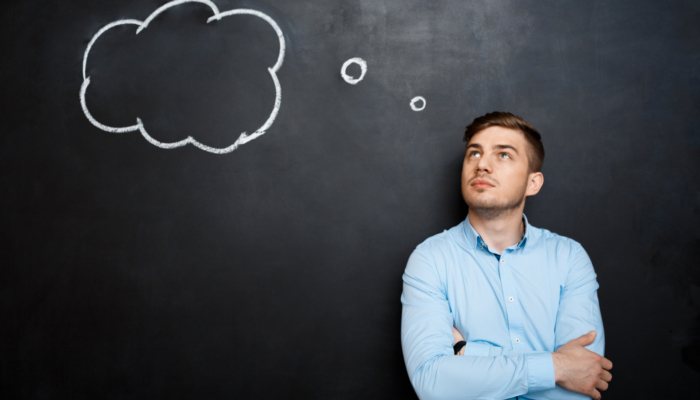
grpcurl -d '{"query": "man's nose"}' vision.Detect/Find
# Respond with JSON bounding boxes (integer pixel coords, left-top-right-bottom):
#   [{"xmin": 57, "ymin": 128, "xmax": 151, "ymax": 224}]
[{"xmin": 476, "ymin": 155, "xmax": 491, "ymax": 173}]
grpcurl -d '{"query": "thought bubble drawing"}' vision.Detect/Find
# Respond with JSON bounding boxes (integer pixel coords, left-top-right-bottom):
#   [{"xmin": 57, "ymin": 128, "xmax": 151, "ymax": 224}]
[
  {"xmin": 340, "ymin": 57, "xmax": 367, "ymax": 85},
  {"xmin": 410, "ymin": 96, "xmax": 426, "ymax": 111},
  {"xmin": 80, "ymin": 0, "xmax": 286, "ymax": 154}
]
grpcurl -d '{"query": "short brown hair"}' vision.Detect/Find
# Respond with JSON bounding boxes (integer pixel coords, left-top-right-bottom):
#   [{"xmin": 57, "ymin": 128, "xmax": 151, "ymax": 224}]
[{"xmin": 463, "ymin": 111, "xmax": 545, "ymax": 173}]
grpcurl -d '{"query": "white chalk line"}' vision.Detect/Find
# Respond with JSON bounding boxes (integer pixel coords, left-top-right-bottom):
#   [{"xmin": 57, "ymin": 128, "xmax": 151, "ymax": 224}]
[
  {"xmin": 80, "ymin": 0, "xmax": 286, "ymax": 154},
  {"xmin": 137, "ymin": 68, "xmax": 281, "ymax": 154},
  {"xmin": 341, "ymin": 57, "xmax": 367, "ymax": 85},
  {"xmin": 82, "ymin": 19, "xmax": 141, "ymax": 81},
  {"xmin": 209, "ymin": 10, "xmax": 285, "ymax": 74},
  {"xmin": 410, "ymin": 96, "xmax": 426, "ymax": 111},
  {"xmin": 80, "ymin": 77, "xmax": 140, "ymax": 133},
  {"xmin": 137, "ymin": 0, "xmax": 221, "ymax": 34}
]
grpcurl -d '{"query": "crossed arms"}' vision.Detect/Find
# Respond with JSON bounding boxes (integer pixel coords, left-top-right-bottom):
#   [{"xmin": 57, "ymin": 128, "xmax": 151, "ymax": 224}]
[{"xmin": 400, "ymin": 245, "xmax": 612, "ymax": 400}]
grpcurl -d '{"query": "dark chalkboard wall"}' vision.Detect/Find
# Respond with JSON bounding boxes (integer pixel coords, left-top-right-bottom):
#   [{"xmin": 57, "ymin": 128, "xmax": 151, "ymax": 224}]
[{"xmin": 2, "ymin": 0, "xmax": 699, "ymax": 398}]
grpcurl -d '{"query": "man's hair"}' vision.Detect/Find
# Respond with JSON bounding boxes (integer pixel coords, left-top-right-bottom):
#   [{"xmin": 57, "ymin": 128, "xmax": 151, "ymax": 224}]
[{"xmin": 463, "ymin": 111, "xmax": 545, "ymax": 173}]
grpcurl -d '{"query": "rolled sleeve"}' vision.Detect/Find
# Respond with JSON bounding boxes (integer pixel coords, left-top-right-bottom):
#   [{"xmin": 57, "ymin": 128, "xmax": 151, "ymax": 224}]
[{"xmin": 525, "ymin": 352, "xmax": 556, "ymax": 393}]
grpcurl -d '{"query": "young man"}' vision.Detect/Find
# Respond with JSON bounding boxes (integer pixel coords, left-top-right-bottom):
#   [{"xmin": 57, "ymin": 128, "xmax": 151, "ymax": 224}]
[{"xmin": 400, "ymin": 112, "xmax": 612, "ymax": 400}]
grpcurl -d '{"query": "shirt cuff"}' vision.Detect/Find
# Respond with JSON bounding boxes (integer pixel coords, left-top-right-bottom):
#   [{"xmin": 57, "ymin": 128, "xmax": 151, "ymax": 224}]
[{"xmin": 525, "ymin": 352, "xmax": 556, "ymax": 392}]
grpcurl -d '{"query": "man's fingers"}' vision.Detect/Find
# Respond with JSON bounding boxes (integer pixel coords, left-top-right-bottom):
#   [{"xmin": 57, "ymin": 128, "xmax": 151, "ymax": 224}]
[
  {"xmin": 569, "ymin": 330, "xmax": 597, "ymax": 346},
  {"xmin": 601, "ymin": 357, "xmax": 613, "ymax": 370},
  {"xmin": 589, "ymin": 388, "xmax": 602, "ymax": 400},
  {"xmin": 595, "ymin": 377, "xmax": 609, "ymax": 392},
  {"xmin": 599, "ymin": 369, "xmax": 612, "ymax": 383}
]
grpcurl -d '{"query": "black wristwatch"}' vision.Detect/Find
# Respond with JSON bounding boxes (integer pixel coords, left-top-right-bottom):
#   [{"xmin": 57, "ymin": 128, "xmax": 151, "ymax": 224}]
[{"xmin": 453, "ymin": 340, "xmax": 466, "ymax": 355}]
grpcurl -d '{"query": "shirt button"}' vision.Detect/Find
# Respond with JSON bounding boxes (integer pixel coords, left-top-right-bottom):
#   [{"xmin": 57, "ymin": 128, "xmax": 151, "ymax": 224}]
[
  {"xmin": 508, "ymin": 296, "xmax": 514, "ymax": 302},
  {"xmin": 515, "ymin": 338, "xmax": 520, "ymax": 344},
  {"xmin": 500, "ymin": 259, "xmax": 505, "ymax": 263}
]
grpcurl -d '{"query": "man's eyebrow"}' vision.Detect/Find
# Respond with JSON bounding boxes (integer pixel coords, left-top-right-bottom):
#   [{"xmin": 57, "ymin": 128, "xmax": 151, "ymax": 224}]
[
  {"xmin": 494, "ymin": 144, "xmax": 519, "ymax": 154},
  {"xmin": 466, "ymin": 143, "xmax": 482, "ymax": 150}
]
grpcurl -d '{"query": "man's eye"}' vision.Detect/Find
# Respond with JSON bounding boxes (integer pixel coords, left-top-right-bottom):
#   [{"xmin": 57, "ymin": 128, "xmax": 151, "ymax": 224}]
[
  {"xmin": 469, "ymin": 151, "xmax": 481, "ymax": 157},
  {"xmin": 498, "ymin": 153, "xmax": 511, "ymax": 159}
]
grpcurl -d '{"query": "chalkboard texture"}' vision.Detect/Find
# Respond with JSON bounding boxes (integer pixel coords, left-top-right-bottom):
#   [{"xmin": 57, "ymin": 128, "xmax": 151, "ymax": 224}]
[{"xmin": 2, "ymin": 0, "xmax": 700, "ymax": 398}]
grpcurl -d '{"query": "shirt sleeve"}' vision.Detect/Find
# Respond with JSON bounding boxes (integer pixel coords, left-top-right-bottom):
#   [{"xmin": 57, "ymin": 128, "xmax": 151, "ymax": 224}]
[
  {"xmin": 522, "ymin": 241, "xmax": 605, "ymax": 400},
  {"xmin": 400, "ymin": 248, "xmax": 556, "ymax": 400}
]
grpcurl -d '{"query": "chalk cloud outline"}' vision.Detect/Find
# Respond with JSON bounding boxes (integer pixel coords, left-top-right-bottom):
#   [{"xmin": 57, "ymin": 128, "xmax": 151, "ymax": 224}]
[{"xmin": 80, "ymin": 0, "xmax": 286, "ymax": 154}]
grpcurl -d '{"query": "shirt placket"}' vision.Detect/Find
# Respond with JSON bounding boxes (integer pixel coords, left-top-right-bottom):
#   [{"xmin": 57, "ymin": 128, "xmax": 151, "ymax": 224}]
[{"xmin": 497, "ymin": 250, "xmax": 526, "ymax": 349}]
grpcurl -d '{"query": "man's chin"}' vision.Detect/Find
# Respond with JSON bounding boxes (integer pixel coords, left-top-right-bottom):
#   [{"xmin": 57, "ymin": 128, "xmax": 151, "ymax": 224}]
[
  {"xmin": 465, "ymin": 197, "xmax": 526, "ymax": 219},
  {"xmin": 463, "ymin": 195, "xmax": 497, "ymax": 209}
]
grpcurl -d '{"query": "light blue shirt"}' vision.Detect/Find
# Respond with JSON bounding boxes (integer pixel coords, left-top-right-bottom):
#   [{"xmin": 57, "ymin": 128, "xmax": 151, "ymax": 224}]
[{"xmin": 401, "ymin": 213, "xmax": 604, "ymax": 400}]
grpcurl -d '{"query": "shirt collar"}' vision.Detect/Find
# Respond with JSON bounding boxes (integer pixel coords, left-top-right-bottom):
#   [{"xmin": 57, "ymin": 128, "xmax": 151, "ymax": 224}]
[{"xmin": 463, "ymin": 212, "xmax": 530, "ymax": 251}]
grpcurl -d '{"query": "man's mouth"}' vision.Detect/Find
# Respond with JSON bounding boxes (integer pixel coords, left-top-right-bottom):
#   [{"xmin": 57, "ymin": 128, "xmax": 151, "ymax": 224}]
[{"xmin": 470, "ymin": 178, "xmax": 495, "ymax": 189}]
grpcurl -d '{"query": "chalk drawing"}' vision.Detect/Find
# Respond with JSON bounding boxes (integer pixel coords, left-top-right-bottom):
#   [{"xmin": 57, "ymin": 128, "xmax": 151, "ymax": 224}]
[
  {"xmin": 410, "ymin": 96, "xmax": 426, "ymax": 111},
  {"xmin": 340, "ymin": 58, "xmax": 367, "ymax": 85},
  {"xmin": 80, "ymin": 0, "xmax": 286, "ymax": 154}
]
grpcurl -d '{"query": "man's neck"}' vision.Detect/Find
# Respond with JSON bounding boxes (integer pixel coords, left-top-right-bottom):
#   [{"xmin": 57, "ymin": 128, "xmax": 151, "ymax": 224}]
[{"xmin": 468, "ymin": 207, "xmax": 525, "ymax": 254}]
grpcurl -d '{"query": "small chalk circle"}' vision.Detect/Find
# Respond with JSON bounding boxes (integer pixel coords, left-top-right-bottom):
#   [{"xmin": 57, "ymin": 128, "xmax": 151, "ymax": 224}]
[
  {"xmin": 410, "ymin": 96, "xmax": 426, "ymax": 111},
  {"xmin": 341, "ymin": 57, "xmax": 367, "ymax": 85}
]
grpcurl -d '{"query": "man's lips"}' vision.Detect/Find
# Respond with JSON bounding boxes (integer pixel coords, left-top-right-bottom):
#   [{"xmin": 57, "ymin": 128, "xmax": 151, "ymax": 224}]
[{"xmin": 470, "ymin": 179, "xmax": 495, "ymax": 189}]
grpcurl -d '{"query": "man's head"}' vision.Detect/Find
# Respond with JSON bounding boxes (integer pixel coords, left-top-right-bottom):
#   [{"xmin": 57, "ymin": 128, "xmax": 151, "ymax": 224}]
[{"xmin": 461, "ymin": 112, "xmax": 545, "ymax": 219}]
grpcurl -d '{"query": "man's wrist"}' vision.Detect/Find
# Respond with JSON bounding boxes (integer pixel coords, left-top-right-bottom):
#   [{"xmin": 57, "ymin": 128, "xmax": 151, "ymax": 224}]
[{"xmin": 551, "ymin": 352, "xmax": 562, "ymax": 384}]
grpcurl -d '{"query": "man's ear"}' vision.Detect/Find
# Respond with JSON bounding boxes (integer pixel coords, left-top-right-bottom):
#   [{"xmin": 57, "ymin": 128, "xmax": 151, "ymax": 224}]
[{"xmin": 525, "ymin": 172, "xmax": 544, "ymax": 197}]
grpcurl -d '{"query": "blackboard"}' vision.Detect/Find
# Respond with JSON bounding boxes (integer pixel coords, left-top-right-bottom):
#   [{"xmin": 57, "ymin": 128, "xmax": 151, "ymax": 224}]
[{"xmin": 2, "ymin": 0, "xmax": 699, "ymax": 398}]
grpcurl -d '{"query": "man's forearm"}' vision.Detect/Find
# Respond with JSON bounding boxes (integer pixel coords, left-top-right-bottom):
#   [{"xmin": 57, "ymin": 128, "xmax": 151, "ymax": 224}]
[
  {"xmin": 454, "ymin": 340, "xmax": 603, "ymax": 399},
  {"xmin": 405, "ymin": 347, "xmax": 555, "ymax": 400}
]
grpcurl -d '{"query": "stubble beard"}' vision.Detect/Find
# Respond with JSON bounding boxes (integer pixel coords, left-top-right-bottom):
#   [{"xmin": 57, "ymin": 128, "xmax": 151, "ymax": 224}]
[{"xmin": 465, "ymin": 180, "xmax": 528, "ymax": 220}]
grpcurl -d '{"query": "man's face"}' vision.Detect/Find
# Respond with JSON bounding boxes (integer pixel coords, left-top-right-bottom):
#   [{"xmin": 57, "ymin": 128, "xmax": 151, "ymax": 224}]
[{"xmin": 461, "ymin": 126, "xmax": 534, "ymax": 218}]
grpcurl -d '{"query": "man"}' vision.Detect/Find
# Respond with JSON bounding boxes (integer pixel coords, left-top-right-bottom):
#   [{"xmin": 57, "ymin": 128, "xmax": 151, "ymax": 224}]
[{"xmin": 400, "ymin": 112, "xmax": 612, "ymax": 400}]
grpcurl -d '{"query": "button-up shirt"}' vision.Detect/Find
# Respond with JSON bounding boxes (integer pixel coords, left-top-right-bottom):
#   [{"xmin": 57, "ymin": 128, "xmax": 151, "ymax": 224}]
[{"xmin": 401, "ymin": 213, "xmax": 605, "ymax": 400}]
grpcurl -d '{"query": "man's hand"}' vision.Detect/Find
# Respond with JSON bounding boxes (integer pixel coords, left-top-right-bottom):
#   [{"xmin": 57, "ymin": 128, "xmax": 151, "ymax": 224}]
[
  {"xmin": 553, "ymin": 331, "xmax": 612, "ymax": 400},
  {"xmin": 452, "ymin": 327, "xmax": 465, "ymax": 355}
]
